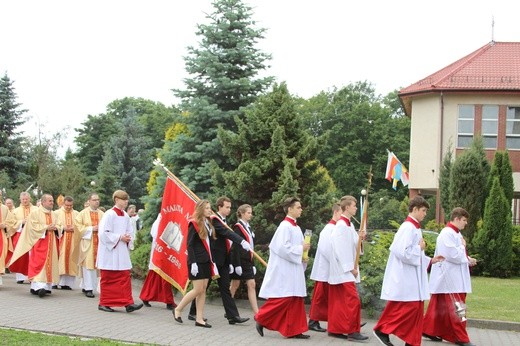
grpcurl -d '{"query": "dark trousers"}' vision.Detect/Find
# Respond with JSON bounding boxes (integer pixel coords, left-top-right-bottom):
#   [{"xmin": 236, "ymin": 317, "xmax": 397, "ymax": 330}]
[{"xmin": 189, "ymin": 263, "xmax": 240, "ymax": 318}]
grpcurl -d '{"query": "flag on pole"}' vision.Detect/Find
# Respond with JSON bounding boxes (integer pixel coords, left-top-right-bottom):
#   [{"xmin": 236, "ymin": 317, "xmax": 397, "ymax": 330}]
[
  {"xmin": 151, "ymin": 177, "xmax": 197, "ymax": 294},
  {"xmin": 385, "ymin": 150, "xmax": 410, "ymax": 190}
]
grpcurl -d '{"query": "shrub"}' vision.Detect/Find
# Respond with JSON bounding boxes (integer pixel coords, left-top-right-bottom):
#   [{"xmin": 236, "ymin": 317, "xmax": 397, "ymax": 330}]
[
  {"xmin": 130, "ymin": 243, "xmax": 151, "ymax": 279},
  {"xmin": 358, "ymin": 231, "xmax": 394, "ymax": 316}
]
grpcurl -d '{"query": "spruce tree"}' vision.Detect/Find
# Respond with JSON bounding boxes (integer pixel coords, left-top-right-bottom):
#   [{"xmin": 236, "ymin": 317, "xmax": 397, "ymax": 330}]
[
  {"xmin": 473, "ymin": 177, "xmax": 513, "ymax": 277},
  {"xmin": 169, "ymin": 0, "xmax": 273, "ymax": 194},
  {"xmin": 215, "ymin": 83, "xmax": 337, "ymax": 244},
  {"xmin": 487, "ymin": 151, "xmax": 503, "ymax": 197},
  {"xmin": 0, "ymin": 72, "xmax": 28, "ymax": 185}
]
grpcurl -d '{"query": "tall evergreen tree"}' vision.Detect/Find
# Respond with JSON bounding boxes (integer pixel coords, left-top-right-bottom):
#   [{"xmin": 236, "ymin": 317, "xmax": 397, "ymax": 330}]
[
  {"xmin": 216, "ymin": 83, "xmax": 336, "ymax": 244},
  {"xmin": 501, "ymin": 151, "xmax": 514, "ymax": 210},
  {"xmin": 449, "ymin": 147, "xmax": 486, "ymax": 245},
  {"xmin": 0, "ymin": 72, "xmax": 29, "ymax": 185},
  {"xmin": 473, "ymin": 177, "xmax": 513, "ymax": 277},
  {"xmin": 487, "ymin": 151, "xmax": 503, "ymax": 198},
  {"xmin": 95, "ymin": 110, "xmax": 153, "ymax": 207},
  {"xmin": 169, "ymin": 0, "xmax": 273, "ymax": 194},
  {"xmin": 438, "ymin": 143, "xmax": 453, "ymax": 216}
]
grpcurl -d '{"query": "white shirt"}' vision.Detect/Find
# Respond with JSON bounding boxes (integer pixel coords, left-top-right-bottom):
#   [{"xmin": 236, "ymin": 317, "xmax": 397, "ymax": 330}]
[
  {"xmin": 429, "ymin": 224, "xmax": 472, "ymax": 294},
  {"xmin": 259, "ymin": 219, "xmax": 306, "ymax": 298},
  {"xmin": 380, "ymin": 218, "xmax": 431, "ymax": 301},
  {"xmin": 310, "ymin": 221, "xmax": 335, "ymax": 282},
  {"xmin": 96, "ymin": 208, "xmax": 134, "ymax": 270},
  {"xmin": 329, "ymin": 217, "xmax": 360, "ymax": 284},
  {"xmin": 148, "ymin": 214, "xmax": 161, "ymax": 269}
]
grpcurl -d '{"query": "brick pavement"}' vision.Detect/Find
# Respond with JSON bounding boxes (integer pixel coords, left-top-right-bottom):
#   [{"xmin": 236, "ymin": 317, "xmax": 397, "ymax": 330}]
[{"xmin": 1, "ymin": 273, "xmax": 519, "ymax": 345}]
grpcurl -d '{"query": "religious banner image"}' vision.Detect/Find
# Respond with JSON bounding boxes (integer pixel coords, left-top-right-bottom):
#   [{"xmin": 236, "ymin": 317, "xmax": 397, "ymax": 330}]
[{"xmin": 152, "ymin": 177, "xmax": 196, "ymax": 294}]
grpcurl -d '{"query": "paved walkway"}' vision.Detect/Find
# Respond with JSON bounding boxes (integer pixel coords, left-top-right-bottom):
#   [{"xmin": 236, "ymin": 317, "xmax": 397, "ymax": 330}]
[{"xmin": 1, "ymin": 273, "xmax": 519, "ymax": 345}]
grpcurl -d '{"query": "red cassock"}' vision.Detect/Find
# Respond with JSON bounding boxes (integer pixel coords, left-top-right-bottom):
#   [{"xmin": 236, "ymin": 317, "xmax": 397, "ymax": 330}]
[
  {"xmin": 309, "ymin": 281, "xmax": 329, "ymax": 321},
  {"xmin": 254, "ymin": 297, "xmax": 308, "ymax": 337},
  {"xmin": 374, "ymin": 301, "xmax": 424, "ymax": 346},
  {"xmin": 139, "ymin": 270, "xmax": 175, "ymax": 305},
  {"xmin": 99, "ymin": 269, "xmax": 134, "ymax": 307},
  {"xmin": 327, "ymin": 282, "xmax": 361, "ymax": 334},
  {"xmin": 423, "ymin": 293, "xmax": 469, "ymax": 343}
]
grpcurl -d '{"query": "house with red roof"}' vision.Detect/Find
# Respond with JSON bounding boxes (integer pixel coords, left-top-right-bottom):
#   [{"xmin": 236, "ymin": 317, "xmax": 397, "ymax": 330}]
[{"xmin": 399, "ymin": 41, "xmax": 520, "ymax": 223}]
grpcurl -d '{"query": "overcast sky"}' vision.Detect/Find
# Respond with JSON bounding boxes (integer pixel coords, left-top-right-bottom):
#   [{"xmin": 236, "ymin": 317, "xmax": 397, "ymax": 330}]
[{"xmin": 1, "ymin": 0, "xmax": 518, "ymax": 153}]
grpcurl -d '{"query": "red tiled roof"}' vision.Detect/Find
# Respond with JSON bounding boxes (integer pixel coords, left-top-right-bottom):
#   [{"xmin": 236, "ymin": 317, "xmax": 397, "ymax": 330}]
[{"xmin": 399, "ymin": 41, "xmax": 520, "ymax": 115}]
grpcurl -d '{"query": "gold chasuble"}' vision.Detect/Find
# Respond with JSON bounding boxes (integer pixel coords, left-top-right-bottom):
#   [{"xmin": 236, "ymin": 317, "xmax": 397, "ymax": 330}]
[
  {"xmin": 55, "ymin": 208, "xmax": 80, "ymax": 276},
  {"xmin": 0, "ymin": 205, "xmax": 16, "ymax": 274},
  {"xmin": 8, "ymin": 206, "xmax": 59, "ymax": 283},
  {"xmin": 76, "ymin": 207, "xmax": 104, "ymax": 270}
]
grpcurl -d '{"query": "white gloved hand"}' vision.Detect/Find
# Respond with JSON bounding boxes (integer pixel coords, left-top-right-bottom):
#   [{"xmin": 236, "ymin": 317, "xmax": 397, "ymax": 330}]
[
  {"xmin": 241, "ymin": 240, "xmax": 251, "ymax": 252},
  {"xmin": 191, "ymin": 263, "xmax": 199, "ymax": 276},
  {"xmin": 229, "ymin": 264, "xmax": 234, "ymax": 274},
  {"xmin": 253, "ymin": 266, "xmax": 257, "ymax": 275},
  {"xmin": 235, "ymin": 266, "xmax": 243, "ymax": 276}
]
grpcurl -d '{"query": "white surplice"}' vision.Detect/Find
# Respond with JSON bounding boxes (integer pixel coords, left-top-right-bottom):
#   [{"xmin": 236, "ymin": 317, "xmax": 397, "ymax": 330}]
[
  {"xmin": 259, "ymin": 219, "xmax": 306, "ymax": 298},
  {"xmin": 329, "ymin": 217, "xmax": 360, "ymax": 284},
  {"xmin": 310, "ymin": 222, "xmax": 335, "ymax": 282},
  {"xmin": 96, "ymin": 208, "xmax": 134, "ymax": 270},
  {"xmin": 380, "ymin": 219, "xmax": 431, "ymax": 301}
]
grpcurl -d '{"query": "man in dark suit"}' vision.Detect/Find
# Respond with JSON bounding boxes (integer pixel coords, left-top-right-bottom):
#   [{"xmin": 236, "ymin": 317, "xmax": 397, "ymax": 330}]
[{"xmin": 188, "ymin": 196, "xmax": 251, "ymax": 325}]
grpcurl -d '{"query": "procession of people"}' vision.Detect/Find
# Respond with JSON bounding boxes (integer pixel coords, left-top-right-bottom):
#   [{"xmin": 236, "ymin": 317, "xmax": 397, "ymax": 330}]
[{"xmin": 0, "ymin": 189, "xmax": 478, "ymax": 345}]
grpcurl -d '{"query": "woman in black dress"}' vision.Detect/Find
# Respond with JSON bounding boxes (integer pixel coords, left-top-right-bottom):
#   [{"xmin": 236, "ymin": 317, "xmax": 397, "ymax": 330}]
[{"xmin": 173, "ymin": 199, "xmax": 216, "ymax": 327}]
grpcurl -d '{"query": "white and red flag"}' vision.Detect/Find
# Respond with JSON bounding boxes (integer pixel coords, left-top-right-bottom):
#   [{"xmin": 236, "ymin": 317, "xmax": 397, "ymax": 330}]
[{"xmin": 151, "ymin": 177, "xmax": 196, "ymax": 294}]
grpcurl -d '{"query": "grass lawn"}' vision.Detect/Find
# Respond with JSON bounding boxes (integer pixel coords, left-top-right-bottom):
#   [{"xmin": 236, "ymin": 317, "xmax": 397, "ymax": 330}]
[
  {"xmin": 0, "ymin": 328, "xmax": 153, "ymax": 345},
  {"xmin": 465, "ymin": 276, "xmax": 520, "ymax": 322}
]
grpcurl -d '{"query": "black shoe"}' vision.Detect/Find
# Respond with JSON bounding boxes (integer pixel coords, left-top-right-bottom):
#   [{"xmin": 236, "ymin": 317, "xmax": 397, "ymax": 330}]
[
  {"xmin": 166, "ymin": 303, "xmax": 174, "ymax": 310},
  {"xmin": 195, "ymin": 321, "xmax": 212, "ymax": 328},
  {"xmin": 60, "ymin": 285, "xmax": 72, "ymax": 290},
  {"xmin": 308, "ymin": 322, "xmax": 326, "ymax": 332},
  {"xmin": 456, "ymin": 342, "xmax": 476, "ymax": 346},
  {"xmin": 142, "ymin": 300, "xmax": 151, "ymax": 307},
  {"xmin": 290, "ymin": 334, "xmax": 310, "ymax": 339},
  {"xmin": 423, "ymin": 333, "xmax": 443, "ymax": 342},
  {"xmin": 98, "ymin": 305, "xmax": 115, "ymax": 312},
  {"xmin": 30, "ymin": 289, "xmax": 37, "ymax": 295},
  {"xmin": 85, "ymin": 290, "xmax": 95, "ymax": 298},
  {"xmin": 328, "ymin": 332, "xmax": 349, "ymax": 339},
  {"xmin": 255, "ymin": 322, "xmax": 264, "ymax": 337},
  {"xmin": 125, "ymin": 303, "xmax": 143, "ymax": 313},
  {"xmin": 228, "ymin": 316, "xmax": 250, "ymax": 324},
  {"xmin": 173, "ymin": 310, "xmax": 183, "ymax": 323},
  {"xmin": 373, "ymin": 330, "xmax": 394, "ymax": 346},
  {"xmin": 348, "ymin": 332, "xmax": 369, "ymax": 341},
  {"xmin": 38, "ymin": 289, "xmax": 47, "ymax": 298},
  {"xmin": 45, "ymin": 290, "xmax": 52, "ymax": 294},
  {"xmin": 17, "ymin": 280, "xmax": 24, "ymax": 284},
  {"xmin": 361, "ymin": 321, "xmax": 367, "ymax": 328},
  {"xmin": 82, "ymin": 289, "xmax": 87, "ymax": 293},
  {"xmin": 188, "ymin": 314, "xmax": 207, "ymax": 322},
  {"xmin": 52, "ymin": 285, "xmax": 58, "ymax": 289}
]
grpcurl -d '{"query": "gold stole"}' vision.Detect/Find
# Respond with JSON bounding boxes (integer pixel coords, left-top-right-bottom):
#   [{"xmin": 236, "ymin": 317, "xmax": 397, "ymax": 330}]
[
  {"xmin": 44, "ymin": 212, "xmax": 53, "ymax": 282},
  {"xmin": 90, "ymin": 211, "xmax": 99, "ymax": 263},
  {"xmin": 63, "ymin": 211, "xmax": 73, "ymax": 273}
]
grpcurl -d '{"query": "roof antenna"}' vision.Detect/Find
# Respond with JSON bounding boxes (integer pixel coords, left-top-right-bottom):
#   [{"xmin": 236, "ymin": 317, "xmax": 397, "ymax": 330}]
[{"xmin": 491, "ymin": 15, "xmax": 495, "ymax": 43}]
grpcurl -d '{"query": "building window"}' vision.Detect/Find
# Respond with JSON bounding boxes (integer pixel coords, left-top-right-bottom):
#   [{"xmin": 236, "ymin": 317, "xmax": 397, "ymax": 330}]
[
  {"xmin": 457, "ymin": 105, "xmax": 474, "ymax": 148},
  {"xmin": 506, "ymin": 106, "xmax": 520, "ymax": 149},
  {"xmin": 482, "ymin": 105, "xmax": 498, "ymax": 148}
]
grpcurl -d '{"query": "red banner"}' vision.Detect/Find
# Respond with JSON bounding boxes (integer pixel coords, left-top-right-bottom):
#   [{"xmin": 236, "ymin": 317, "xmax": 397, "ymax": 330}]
[{"xmin": 151, "ymin": 177, "xmax": 196, "ymax": 294}]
